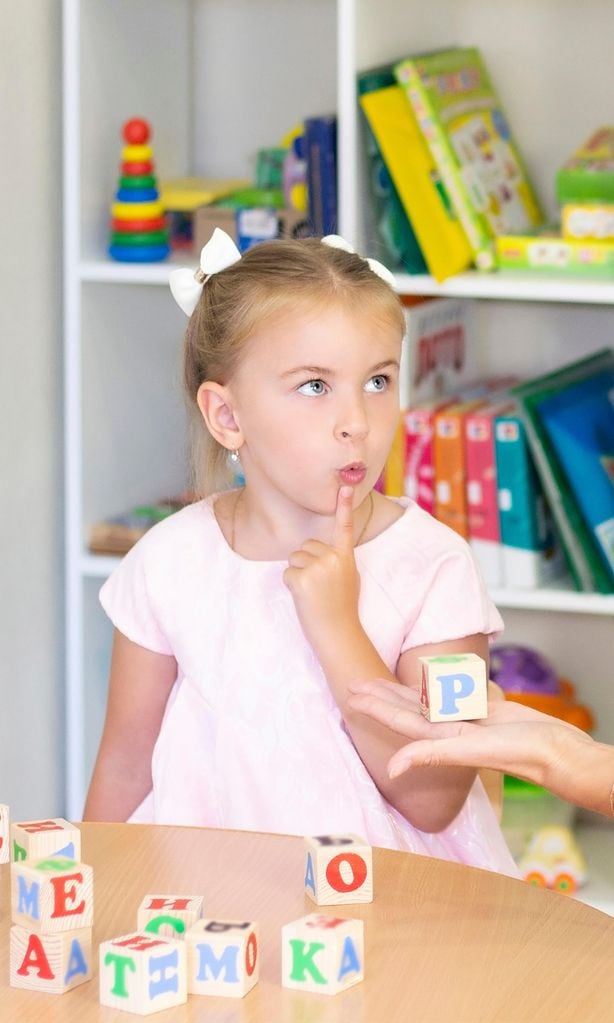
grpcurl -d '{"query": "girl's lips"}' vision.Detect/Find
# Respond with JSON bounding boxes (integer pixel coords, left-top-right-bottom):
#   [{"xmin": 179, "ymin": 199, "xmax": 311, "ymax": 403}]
[{"xmin": 338, "ymin": 466, "xmax": 367, "ymax": 485}]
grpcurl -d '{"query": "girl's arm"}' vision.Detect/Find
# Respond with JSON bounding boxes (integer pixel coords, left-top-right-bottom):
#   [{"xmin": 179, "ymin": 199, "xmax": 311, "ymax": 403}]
[
  {"xmin": 348, "ymin": 679, "xmax": 614, "ymax": 820},
  {"xmin": 284, "ymin": 488, "xmax": 489, "ymax": 832},
  {"xmin": 82, "ymin": 629, "xmax": 177, "ymax": 822}
]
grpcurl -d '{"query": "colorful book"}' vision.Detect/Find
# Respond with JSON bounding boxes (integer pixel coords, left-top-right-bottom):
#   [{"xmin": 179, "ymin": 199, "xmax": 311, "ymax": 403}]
[
  {"xmin": 496, "ymin": 227, "xmax": 614, "ymax": 278},
  {"xmin": 465, "ymin": 399, "xmax": 515, "ymax": 586},
  {"xmin": 556, "ymin": 128, "xmax": 614, "ymax": 205},
  {"xmin": 494, "ymin": 410, "xmax": 564, "ymax": 589},
  {"xmin": 394, "ymin": 48, "xmax": 543, "ymax": 271},
  {"xmin": 510, "ymin": 350, "xmax": 614, "ymax": 593},
  {"xmin": 357, "ymin": 67, "xmax": 427, "ymax": 274},
  {"xmin": 404, "ymin": 397, "xmax": 458, "ymax": 514},
  {"xmin": 536, "ymin": 369, "xmax": 614, "ymax": 586},
  {"xmin": 359, "ymin": 81, "xmax": 473, "ymax": 282},
  {"xmin": 304, "ymin": 115, "xmax": 337, "ymax": 235}
]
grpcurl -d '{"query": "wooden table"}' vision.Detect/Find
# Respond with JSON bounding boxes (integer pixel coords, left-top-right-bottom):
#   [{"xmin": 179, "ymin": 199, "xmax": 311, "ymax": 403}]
[{"xmin": 1, "ymin": 822, "xmax": 613, "ymax": 1022}]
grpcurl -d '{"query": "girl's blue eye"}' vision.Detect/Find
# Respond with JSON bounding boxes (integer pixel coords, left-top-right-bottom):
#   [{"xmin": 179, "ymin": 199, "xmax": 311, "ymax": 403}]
[
  {"xmin": 297, "ymin": 379, "xmax": 327, "ymax": 396},
  {"xmin": 365, "ymin": 374, "xmax": 390, "ymax": 392}
]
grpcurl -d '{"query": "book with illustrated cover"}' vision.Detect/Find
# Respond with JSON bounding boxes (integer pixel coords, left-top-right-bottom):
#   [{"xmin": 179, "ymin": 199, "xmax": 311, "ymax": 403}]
[
  {"xmin": 465, "ymin": 399, "xmax": 515, "ymax": 586},
  {"xmin": 536, "ymin": 369, "xmax": 614, "ymax": 586},
  {"xmin": 394, "ymin": 47, "xmax": 543, "ymax": 271},
  {"xmin": 304, "ymin": 115, "xmax": 337, "ymax": 236},
  {"xmin": 510, "ymin": 350, "xmax": 614, "ymax": 593},
  {"xmin": 359, "ymin": 75, "xmax": 473, "ymax": 282}
]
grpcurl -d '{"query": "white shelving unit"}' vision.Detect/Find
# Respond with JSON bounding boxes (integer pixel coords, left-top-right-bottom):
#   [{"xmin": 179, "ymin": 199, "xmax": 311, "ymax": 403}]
[{"xmin": 64, "ymin": 0, "xmax": 613, "ymax": 906}]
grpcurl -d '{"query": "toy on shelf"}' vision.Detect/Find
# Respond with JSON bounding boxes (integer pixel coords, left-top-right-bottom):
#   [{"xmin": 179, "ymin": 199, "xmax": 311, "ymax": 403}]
[
  {"xmin": 517, "ymin": 825, "xmax": 587, "ymax": 895},
  {"xmin": 109, "ymin": 118, "xmax": 170, "ymax": 263}
]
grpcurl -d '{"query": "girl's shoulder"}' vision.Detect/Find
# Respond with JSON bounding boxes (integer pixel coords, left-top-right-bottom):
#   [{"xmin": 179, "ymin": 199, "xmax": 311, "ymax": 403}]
[{"xmin": 362, "ymin": 495, "xmax": 471, "ymax": 563}]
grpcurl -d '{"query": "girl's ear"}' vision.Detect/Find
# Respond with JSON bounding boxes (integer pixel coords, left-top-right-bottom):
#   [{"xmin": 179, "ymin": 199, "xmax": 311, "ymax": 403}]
[{"xmin": 196, "ymin": 381, "xmax": 243, "ymax": 451}]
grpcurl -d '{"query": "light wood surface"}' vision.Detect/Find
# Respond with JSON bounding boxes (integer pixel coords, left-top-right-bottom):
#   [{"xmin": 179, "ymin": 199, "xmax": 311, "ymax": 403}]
[{"xmin": 1, "ymin": 822, "xmax": 613, "ymax": 1022}]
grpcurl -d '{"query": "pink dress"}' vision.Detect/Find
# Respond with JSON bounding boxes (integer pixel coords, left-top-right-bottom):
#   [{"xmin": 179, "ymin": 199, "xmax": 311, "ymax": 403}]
[{"xmin": 100, "ymin": 493, "xmax": 518, "ymax": 877}]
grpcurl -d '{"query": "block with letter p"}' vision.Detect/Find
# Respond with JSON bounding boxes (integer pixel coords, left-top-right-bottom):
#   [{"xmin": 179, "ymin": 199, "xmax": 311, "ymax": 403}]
[
  {"xmin": 419, "ymin": 653, "xmax": 488, "ymax": 722},
  {"xmin": 282, "ymin": 913, "xmax": 364, "ymax": 995},
  {"xmin": 10, "ymin": 818, "xmax": 80, "ymax": 864},
  {"xmin": 137, "ymin": 894, "xmax": 204, "ymax": 939},
  {"xmin": 304, "ymin": 834, "xmax": 373, "ymax": 905},
  {"xmin": 99, "ymin": 932, "xmax": 187, "ymax": 1015},
  {"xmin": 11, "ymin": 856, "xmax": 94, "ymax": 933},
  {"xmin": 185, "ymin": 919, "xmax": 259, "ymax": 997}
]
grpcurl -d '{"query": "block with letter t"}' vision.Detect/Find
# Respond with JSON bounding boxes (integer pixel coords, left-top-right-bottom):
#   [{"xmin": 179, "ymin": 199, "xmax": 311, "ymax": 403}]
[
  {"xmin": 10, "ymin": 925, "xmax": 92, "ymax": 993},
  {"xmin": 185, "ymin": 919, "xmax": 259, "ymax": 997},
  {"xmin": 0, "ymin": 803, "xmax": 9, "ymax": 864},
  {"xmin": 137, "ymin": 894, "xmax": 204, "ymax": 939},
  {"xmin": 11, "ymin": 855, "xmax": 94, "ymax": 933},
  {"xmin": 304, "ymin": 834, "xmax": 373, "ymax": 905},
  {"xmin": 282, "ymin": 913, "xmax": 364, "ymax": 994},
  {"xmin": 419, "ymin": 652, "xmax": 488, "ymax": 722},
  {"xmin": 10, "ymin": 817, "xmax": 81, "ymax": 863},
  {"xmin": 99, "ymin": 932, "xmax": 187, "ymax": 1014}
]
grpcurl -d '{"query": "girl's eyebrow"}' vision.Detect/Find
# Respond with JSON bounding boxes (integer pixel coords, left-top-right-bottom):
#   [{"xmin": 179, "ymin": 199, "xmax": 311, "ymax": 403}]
[{"xmin": 281, "ymin": 359, "xmax": 400, "ymax": 379}]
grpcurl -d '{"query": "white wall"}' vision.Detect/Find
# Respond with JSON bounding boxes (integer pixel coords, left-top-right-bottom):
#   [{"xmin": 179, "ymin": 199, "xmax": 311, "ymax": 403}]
[{"xmin": 0, "ymin": 3, "xmax": 64, "ymax": 818}]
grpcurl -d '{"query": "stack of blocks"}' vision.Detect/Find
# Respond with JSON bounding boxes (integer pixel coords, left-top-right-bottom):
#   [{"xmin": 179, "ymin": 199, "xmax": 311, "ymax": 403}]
[
  {"xmin": 8, "ymin": 817, "xmax": 94, "ymax": 994},
  {"xmin": 419, "ymin": 652, "xmax": 488, "ymax": 722},
  {"xmin": 108, "ymin": 117, "xmax": 170, "ymax": 263}
]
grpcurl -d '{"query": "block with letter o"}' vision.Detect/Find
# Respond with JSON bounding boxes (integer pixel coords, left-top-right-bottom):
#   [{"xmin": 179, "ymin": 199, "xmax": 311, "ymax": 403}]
[{"xmin": 304, "ymin": 834, "xmax": 373, "ymax": 905}]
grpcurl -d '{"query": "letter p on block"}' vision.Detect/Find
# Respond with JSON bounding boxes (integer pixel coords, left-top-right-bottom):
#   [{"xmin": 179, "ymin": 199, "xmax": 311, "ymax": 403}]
[{"xmin": 419, "ymin": 653, "xmax": 488, "ymax": 722}]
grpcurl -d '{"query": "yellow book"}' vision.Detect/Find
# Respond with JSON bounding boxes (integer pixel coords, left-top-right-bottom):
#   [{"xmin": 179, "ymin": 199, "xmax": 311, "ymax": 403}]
[
  {"xmin": 383, "ymin": 415, "xmax": 406, "ymax": 497},
  {"xmin": 359, "ymin": 85, "xmax": 473, "ymax": 282}
]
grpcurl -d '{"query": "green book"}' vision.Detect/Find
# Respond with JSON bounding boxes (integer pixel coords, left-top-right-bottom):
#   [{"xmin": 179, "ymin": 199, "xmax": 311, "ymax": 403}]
[
  {"xmin": 394, "ymin": 47, "xmax": 543, "ymax": 271},
  {"xmin": 510, "ymin": 349, "xmax": 614, "ymax": 594}
]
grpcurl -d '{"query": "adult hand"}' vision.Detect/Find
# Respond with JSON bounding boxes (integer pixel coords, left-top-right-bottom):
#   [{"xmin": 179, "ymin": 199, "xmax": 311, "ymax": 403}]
[
  {"xmin": 347, "ymin": 678, "xmax": 589, "ymax": 788},
  {"xmin": 283, "ymin": 487, "xmax": 362, "ymax": 650}
]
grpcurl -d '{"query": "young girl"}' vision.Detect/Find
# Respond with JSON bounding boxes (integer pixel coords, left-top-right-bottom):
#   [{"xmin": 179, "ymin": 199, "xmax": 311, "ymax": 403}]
[{"xmin": 84, "ymin": 229, "xmax": 517, "ymax": 876}]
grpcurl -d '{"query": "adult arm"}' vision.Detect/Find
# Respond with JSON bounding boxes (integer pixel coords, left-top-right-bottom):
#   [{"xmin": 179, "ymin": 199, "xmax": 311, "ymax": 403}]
[
  {"xmin": 82, "ymin": 629, "xmax": 177, "ymax": 822},
  {"xmin": 347, "ymin": 679, "xmax": 614, "ymax": 820}
]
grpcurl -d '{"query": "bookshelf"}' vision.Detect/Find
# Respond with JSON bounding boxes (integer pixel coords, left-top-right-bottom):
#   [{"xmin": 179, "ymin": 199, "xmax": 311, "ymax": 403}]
[{"xmin": 64, "ymin": 0, "xmax": 613, "ymax": 908}]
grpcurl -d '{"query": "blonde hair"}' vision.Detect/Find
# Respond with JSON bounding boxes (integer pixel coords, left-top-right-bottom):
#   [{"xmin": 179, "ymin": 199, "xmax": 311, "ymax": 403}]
[{"xmin": 183, "ymin": 237, "xmax": 405, "ymax": 496}]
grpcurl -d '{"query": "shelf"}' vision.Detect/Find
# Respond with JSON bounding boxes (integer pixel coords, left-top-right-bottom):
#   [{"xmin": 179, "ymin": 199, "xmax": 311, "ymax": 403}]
[
  {"xmin": 79, "ymin": 252, "xmax": 188, "ymax": 285},
  {"xmin": 393, "ymin": 271, "xmax": 614, "ymax": 305},
  {"xmin": 81, "ymin": 553, "xmax": 122, "ymax": 577}
]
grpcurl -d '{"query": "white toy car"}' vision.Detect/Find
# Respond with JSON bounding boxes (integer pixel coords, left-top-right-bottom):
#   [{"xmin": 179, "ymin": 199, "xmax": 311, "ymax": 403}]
[{"xmin": 518, "ymin": 825, "xmax": 587, "ymax": 894}]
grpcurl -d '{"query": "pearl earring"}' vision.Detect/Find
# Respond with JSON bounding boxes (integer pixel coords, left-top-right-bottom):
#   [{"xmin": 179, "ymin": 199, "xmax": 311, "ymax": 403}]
[{"xmin": 229, "ymin": 449, "xmax": 240, "ymax": 464}]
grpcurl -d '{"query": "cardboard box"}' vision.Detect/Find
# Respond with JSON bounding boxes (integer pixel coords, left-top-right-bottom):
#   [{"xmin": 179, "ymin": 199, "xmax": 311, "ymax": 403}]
[{"xmin": 194, "ymin": 205, "xmax": 310, "ymax": 255}]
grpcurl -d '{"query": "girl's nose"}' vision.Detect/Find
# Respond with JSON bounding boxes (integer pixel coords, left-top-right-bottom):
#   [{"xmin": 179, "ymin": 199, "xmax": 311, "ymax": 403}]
[{"xmin": 334, "ymin": 400, "xmax": 369, "ymax": 442}]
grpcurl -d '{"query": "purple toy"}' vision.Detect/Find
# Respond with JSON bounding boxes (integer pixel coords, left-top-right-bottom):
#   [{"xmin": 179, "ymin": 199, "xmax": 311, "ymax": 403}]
[{"xmin": 490, "ymin": 644, "xmax": 560, "ymax": 695}]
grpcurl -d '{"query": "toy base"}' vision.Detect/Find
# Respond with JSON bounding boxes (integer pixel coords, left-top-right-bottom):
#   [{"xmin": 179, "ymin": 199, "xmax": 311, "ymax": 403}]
[{"xmin": 109, "ymin": 244, "xmax": 170, "ymax": 262}]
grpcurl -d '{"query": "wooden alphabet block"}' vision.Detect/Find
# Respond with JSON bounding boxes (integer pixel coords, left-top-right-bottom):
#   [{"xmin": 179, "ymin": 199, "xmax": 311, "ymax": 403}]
[
  {"xmin": 419, "ymin": 653, "xmax": 488, "ymax": 722},
  {"xmin": 185, "ymin": 919, "xmax": 259, "ymax": 997},
  {"xmin": 10, "ymin": 924, "xmax": 92, "ymax": 993},
  {"xmin": 304, "ymin": 834, "xmax": 373, "ymax": 905},
  {"xmin": 99, "ymin": 932, "xmax": 187, "ymax": 1015},
  {"xmin": 137, "ymin": 894, "xmax": 204, "ymax": 939},
  {"xmin": 10, "ymin": 818, "xmax": 81, "ymax": 864},
  {"xmin": 0, "ymin": 803, "xmax": 9, "ymax": 864},
  {"xmin": 281, "ymin": 913, "xmax": 364, "ymax": 994},
  {"xmin": 11, "ymin": 856, "xmax": 94, "ymax": 933}
]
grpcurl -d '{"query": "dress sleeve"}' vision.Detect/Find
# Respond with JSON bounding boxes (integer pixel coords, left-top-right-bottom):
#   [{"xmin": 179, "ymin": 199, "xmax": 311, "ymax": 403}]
[
  {"xmin": 400, "ymin": 543, "xmax": 504, "ymax": 654},
  {"xmin": 99, "ymin": 534, "xmax": 174, "ymax": 656}
]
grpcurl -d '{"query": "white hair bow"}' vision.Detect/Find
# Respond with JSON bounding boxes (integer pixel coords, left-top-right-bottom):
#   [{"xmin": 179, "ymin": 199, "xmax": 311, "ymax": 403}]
[
  {"xmin": 169, "ymin": 228, "xmax": 241, "ymax": 316},
  {"xmin": 322, "ymin": 234, "xmax": 397, "ymax": 288}
]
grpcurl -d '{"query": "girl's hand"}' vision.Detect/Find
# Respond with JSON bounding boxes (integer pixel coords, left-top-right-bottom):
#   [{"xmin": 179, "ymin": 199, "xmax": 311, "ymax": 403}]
[
  {"xmin": 347, "ymin": 678, "xmax": 589, "ymax": 787},
  {"xmin": 283, "ymin": 487, "xmax": 362, "ymax": 652}
]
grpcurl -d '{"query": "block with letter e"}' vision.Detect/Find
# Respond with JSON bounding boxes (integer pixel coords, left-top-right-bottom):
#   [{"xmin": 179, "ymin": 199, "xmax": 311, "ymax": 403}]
[
  {"xmin": 11, "ymin": 856, "xmax": 94, "ymax": 933},
  {"xmin": 185, "ymin": 919, "xmax": 259, "ymax": 997},
  {"xmin": 10, "ymin": 817, "xmax": 81, "ymax": 863},
  {"xmin": 99, "ymin": 932, "xmax": 187, "ymax": 1014},
  {"xmin": 10, "ymin": 925, "xmax": 92, "ymax": 993},
  {"xmin": 282, "ymin": 913, "xmax": 364, "ymax": 994},
  {"xmin": 304, "ymin": 834, "xmax": 373, "ymax": 905},
  {"xmin": 137, "ymin": 894, "xmax": 204, "ymax": 939},
  {"xmin": 0, "ymin": 803, "xmax": 9, "ymax": 864},
  {"xmin": 420, "ymin": 653, "xmax": 488, "ymax": 722}
]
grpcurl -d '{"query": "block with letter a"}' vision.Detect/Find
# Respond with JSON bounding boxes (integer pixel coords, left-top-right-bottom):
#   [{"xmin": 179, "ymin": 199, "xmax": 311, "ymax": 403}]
[
  {"xmin": 282, "ymin": 913, "xmax": 364, "ymax": 994},
  {"xmin": 419, "ymin": 653, "xmax": 488, "ymax": 722},
  {"xmin": 99, "ymin": 932, "xmax": 187, "ymax": 1014},
  {"xmin": 10, "ymin": 925, "xmax": 92, "ymax": 993},
  {"xmin": 10, "ymin": 817, "xmax": 81, "ymax": 864},
  {"xmin": 137, "ymin": 894, "xmax": 204, "ymax": 939},
  {"xmin": 0, "ymin": 803, "xmax": 9, "ymax": 864},
  {"xmin": 185, "ymin": 919, "xmax": 259, "ymax": 997},
  {"xmin": 304, "ymin": 834, "xmax": 373, "ymax": 905}
]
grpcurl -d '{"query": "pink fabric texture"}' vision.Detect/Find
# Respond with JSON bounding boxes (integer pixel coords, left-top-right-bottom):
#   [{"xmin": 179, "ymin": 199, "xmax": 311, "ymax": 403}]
[{"xmin": 99, "ymin": 493, "xmax": 517, "ymax": 876}]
